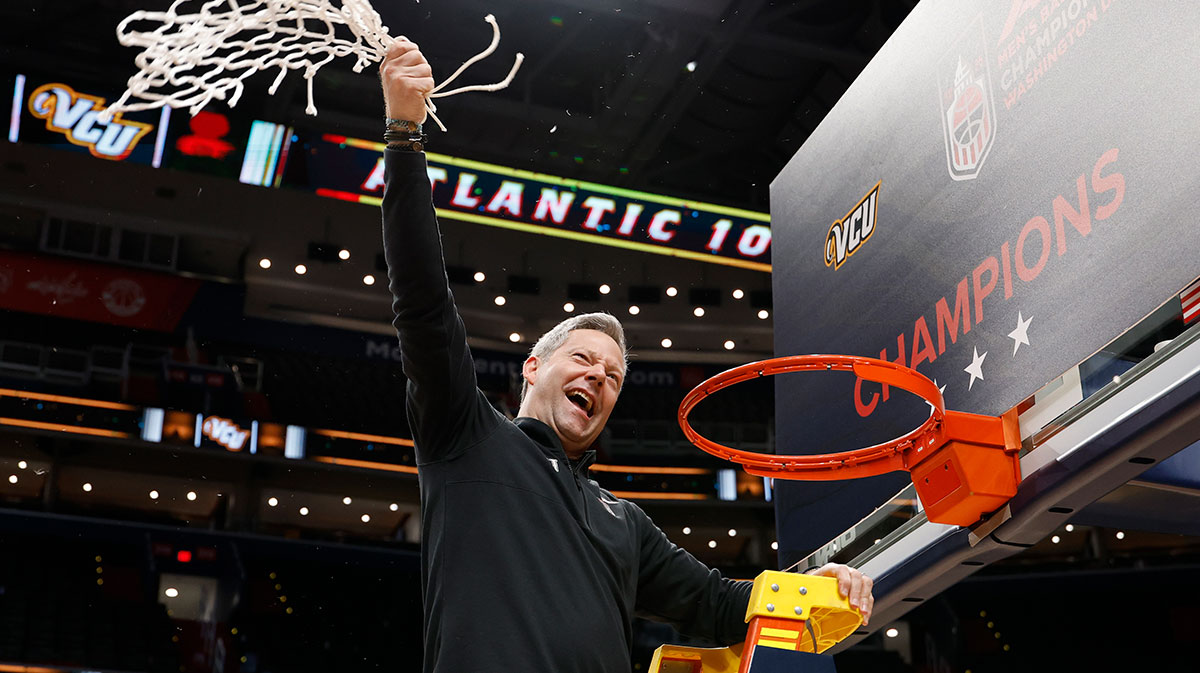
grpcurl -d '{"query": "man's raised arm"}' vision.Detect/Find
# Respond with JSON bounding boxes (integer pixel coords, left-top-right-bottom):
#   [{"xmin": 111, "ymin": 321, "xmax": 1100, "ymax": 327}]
[{"xmin": 379, "ymin": 38, "xmax": 498, "ymax": 462}]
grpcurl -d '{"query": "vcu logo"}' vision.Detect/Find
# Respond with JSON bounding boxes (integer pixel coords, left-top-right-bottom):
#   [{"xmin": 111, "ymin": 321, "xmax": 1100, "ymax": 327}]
[
  {"xmin": 29, "ymin": 83, "xmax": 153, "ymax": 161},
  {"xmin": 202, "ymin": 416, "xmax": 250, "ymax": 452},
  {"xmin": 825, "ymin": 181, "xmax": 880, "ymax": 270}
]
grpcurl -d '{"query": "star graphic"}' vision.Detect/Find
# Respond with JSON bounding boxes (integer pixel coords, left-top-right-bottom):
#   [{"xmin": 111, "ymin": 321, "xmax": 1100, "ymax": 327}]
[
  {"xmin": 1008, "ymin": 311, "xmax": 1033, "ymax": 356},
  {"xmin": 964, "ymin": 347, "xmax": 987, "ymax": 391},
  {"xmin": 926, "ymin": 379, "xmax": 948, "ymax": 412}
]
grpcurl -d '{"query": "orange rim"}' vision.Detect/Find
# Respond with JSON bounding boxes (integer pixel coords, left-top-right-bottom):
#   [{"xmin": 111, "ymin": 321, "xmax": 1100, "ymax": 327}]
[{"xmin": 677, "ymin": 355, "xmax": 949, "ymax": 480}]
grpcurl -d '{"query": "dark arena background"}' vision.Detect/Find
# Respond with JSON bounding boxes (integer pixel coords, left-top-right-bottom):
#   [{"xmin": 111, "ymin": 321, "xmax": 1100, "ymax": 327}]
[{"xmin": 2, "ymin": 1, "xmax": 1200, "ymax": 672}]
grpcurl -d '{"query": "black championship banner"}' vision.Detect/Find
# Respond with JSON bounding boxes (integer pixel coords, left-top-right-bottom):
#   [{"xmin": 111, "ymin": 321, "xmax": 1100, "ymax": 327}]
[{"xmin": 768, "ymin": 0, "xmax": 1200, "ymax": 560}]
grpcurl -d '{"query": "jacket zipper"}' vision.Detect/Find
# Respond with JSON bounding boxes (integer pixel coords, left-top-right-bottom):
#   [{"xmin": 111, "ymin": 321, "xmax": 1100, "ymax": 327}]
[{"xmin": 569, "ymin": 460, "xmax": 591, "ymax": 527}]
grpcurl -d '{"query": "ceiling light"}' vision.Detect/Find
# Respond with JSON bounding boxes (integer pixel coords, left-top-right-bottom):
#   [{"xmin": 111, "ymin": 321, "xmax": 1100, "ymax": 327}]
[
  {"xmin": 268, "ymin": 497, "xmax": 279, "ymax": 507},
  {"xmin": 732, "ymin": 289, "xmax": 744, "ymax": 299},
  {"xmin": 165, "ymin": 587, "xmax": 179, "ymax": 598},
  {"xmin": 294, "ymin": 264, "xmax": 307, "ymax": 275},
  {"xmin": 693, "ymin": 307, "xmax": 705, "ymax": 317},
  {"xmin": 259, "ymin": 258, "xmax": 272, "ymax": 269},
  {"xmin": 1051, "ymin": 535, "xmax": 1060, "ymax": 543},
  {"xmin": 473, "ymin": 271, "xmax": 486, "ymax": 282},
  {"xmin": 599, "ymin": 284, "xmax": 611, "ymax": 295},
  {"xmin": 707, "ymin": 540, "xmax": 717, "ymax": 549},
  {"xmin": 363, "ymin": 275, "xmax": 375, "ymax": 286},
  {"xmin": 17, "ymin": 461, "xmax": 27, "ymax": 470},
  {"xmin": 7, "ymin": 475, "xmax": 16, "ymax": 484},
  {"xmin": 724, "ymin": 340, "xmax": 735, "ymax": 350},
  {"xmin": 628, "ymin": 305, "xmax": 640, "ymax": 315},
  {"xmin": 757, "ymin": 309, "xmax": 770, "ymax": 319},
  {"xmin": 389, "ymin": 503, "xmax": 399, "ymax": 512},
  {"xmin": 509, "ymin": 332, "xmax": 521, "ymax": 343},
  {"xmin": 771, "ymin": 541, "xmax": 778, "ymax": 550},
  {"xmin": 494, "ymin": 295, "xmax": 506, "ymax": 306},
  {"xmin": 338, "ymin": 248, "xmax": 351, "ymax": 260},
  {"xmin": 186, "ymin": 491, "xmax": 197, "ymax": 501},
  {"xmin": 82, "ymin": 482, "xmax": 93, "ymax": 492},
  {"xmin": 885, "ymin": 628, "xmax": 899, "ymax": 638},
  {"xmin": 1116, "ymin": 531, "xmax": 1125, "ymax": 540},
  {"xmin": 299, "ymin": 507, "xmax": 309, "ymax": 516},
  {"xmin": 1065, "ymin": 524, "xmax": 1074, "ymax": 532},
  {"xmin": 563, "ymin": 302, "xmax": 575, "ymax": 312},
  {"xmin": 727, "ymin": 529, "xmax": 737, "ymax": 537},
  {"xmin": 666, "ymin": 286, "xmax": 678, "ymax": 297},
  {"xmin": 149, "ymin": 490, "xmax": 159, "ymax": 499},
  {"xmin": 661, "ymin": 338, "xmax": 672, "ymax": 348},
  {"xmin": 682, "ymin": 527, "xmax": 691, "ymax": 535},
  {"xmin": 343, "ymin": 497, "xmax": 352, "ymax": 505},
  {"xmin": 686, "ymin": 61, "xmax": 697, "ymax": 72},
  {"xmin": 361, "ymin": 514, "xmax": 371, "ymax": 523}
]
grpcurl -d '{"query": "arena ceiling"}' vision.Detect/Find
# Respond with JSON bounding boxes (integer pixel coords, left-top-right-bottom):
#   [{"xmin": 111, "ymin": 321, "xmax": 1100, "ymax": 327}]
[
  {"xmin": 0, "ymin": 0, "xmax": 918, "ymax": 359},
  {"xmin": 1, "ymin": 0, "xmax": 916, "ymax": 208}
]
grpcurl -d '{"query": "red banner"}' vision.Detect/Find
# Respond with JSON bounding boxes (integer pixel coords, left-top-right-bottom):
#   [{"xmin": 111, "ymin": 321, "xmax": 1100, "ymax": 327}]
[{"xmin": 0, "ymin": 251, "xmax": 200, "ymax": 331}]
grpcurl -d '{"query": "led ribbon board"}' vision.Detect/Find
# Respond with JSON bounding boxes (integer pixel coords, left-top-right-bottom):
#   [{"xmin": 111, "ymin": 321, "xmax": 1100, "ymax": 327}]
[
  {"xmin": 10, "ymin": 74, "xmax": 166, "ymax": 165},
  {"xmin": 8, "ymin": 73, "xmax": 279, "ymax": 177},
  {"xmin": 299, "ymin": 133, "xmax": 772, "ymax": 271}
]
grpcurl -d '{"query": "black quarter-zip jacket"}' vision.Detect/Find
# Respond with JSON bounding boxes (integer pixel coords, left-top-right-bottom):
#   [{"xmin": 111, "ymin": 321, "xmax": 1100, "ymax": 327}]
[{"xmin": 381, "ymin": 150, "xmax": 752, "ymax": 673}]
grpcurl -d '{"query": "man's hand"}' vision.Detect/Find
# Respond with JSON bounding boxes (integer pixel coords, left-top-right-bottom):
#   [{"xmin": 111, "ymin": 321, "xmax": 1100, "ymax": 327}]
[
  {"xmin": 806, "ymin": 563, "xmax": 874, "ymax": 626},
  {"xmin": 380, "ymin": 37, "xmax": 434, "ymax": 123}
]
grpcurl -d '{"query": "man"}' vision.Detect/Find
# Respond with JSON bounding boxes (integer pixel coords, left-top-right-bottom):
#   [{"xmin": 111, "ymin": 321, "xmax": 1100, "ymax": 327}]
[{"xmin": 378, "ymin": 38, "xmax": 874, "ymax": 673}]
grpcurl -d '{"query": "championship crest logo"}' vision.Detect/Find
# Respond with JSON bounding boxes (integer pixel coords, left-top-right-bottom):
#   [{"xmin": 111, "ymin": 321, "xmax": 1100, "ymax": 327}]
[{"xmin": 937, "ymin": 18, "xmax": 997, "ymax": 181}]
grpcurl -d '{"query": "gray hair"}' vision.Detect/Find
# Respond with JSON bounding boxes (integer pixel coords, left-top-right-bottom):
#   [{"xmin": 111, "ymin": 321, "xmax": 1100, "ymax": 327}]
[{"xmin": 520, "ymin": 312, "xmax": 628, "ymax": 402}]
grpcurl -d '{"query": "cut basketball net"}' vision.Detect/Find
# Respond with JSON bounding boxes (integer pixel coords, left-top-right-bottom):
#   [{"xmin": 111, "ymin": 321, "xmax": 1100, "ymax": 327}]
[
  {"xmin": 678, "ymin": 355, "xmax": 1021, "ymax": 526},
  {"xmin": 100, "ymin": 0, "xmax": 523, "ymax": 132}
]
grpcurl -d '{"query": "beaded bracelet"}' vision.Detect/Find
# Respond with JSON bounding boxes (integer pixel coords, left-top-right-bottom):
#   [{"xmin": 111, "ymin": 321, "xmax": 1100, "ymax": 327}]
[{"xmin": 385, "ymin": 118, "xmax": 426, "ymax": 152}]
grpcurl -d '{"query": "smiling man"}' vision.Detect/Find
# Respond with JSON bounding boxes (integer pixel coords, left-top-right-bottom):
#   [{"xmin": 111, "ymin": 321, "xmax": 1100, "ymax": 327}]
[
  {"xmin": 519, "ymin": 325, "xmax": 626, "ymax": 455},
  {"xmin": 379, "ymin": 38, "xmax": 873, "ymax": 673}
]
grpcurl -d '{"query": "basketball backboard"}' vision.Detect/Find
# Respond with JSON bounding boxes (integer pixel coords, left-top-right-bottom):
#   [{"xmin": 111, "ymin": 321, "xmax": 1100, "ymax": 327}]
[{"xmin": 762, "ymin": 0, "xmax": 1200, "ymax": 647}]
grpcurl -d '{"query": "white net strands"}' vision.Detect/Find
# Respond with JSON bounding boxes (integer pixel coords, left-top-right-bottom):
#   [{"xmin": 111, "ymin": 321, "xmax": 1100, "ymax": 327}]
[{"xmin": 102, "ymin": 0, "xmax": 523, "ymax": 131}]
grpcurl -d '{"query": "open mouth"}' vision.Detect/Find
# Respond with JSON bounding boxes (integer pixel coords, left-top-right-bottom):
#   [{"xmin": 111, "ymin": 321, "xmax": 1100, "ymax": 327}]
[{"xmin": 567, "ymin": 391, "xmax": 594, "ymax": 418}]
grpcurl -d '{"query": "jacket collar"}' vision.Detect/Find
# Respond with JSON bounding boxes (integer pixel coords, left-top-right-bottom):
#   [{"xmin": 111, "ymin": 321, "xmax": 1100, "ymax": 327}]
[{"xmin": 515, "ymin": 417, "xmax": 597, "ymax": 473}]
